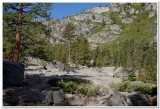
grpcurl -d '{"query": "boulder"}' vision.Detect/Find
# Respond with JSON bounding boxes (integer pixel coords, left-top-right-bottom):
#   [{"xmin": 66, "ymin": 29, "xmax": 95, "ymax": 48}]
[
  {"xmin": 65, "ymin": 94, "xmax": 84, "ymax": 106},
  {"xmin": 56, "ymin": 61, "xmax": 64, "ymax": 72},
  {"xmin": 3, "ymin": 87, "xmax": 42, "ymax": 106},
  {"xmin": 113, "ymin": 67, "xmax": 132, "ymax": 78},
  {"xmin": 89, "ymin": 60, "xmax": 96, "ymax": 67},
  {"xmin": 148, "ymin": 11, "xmax": 155, "ymax": 17},
  {"xmin": 42, "ymin": 87, "xmax": 64, "ymax": 106},
  {"xmin": 52, "ymin": 90, "xmax": 64, "ymax": 105},
  {"xmin": 44, "ymin": 61, "xmax": 56, "ymax": 72},
  {"xmin": 3, "ymin": 60, "xmax": 24, "ymax": 88},
  {"xmin": 101, "ymin": 67, "xmax": 116, "ymax": 77},
  {"xmin": 108, "ymin": 88, "xmax": 125, "ymax": 106},
  {"xmin": 44, "ymin": 60, "xmax": 64, "ymax": 72}
]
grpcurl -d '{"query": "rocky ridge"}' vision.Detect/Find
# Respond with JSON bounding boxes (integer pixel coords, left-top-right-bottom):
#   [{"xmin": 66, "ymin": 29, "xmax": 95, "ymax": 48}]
[{"xmin": 42, "ymin": 3, "xmax": 157, "ymax": 49}]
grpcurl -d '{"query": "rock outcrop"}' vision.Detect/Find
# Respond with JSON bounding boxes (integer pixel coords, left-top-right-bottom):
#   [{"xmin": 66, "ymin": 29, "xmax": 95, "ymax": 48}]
[{"xmin": 41, "ymin": 3, "xmax": 156, "ymax": 49}]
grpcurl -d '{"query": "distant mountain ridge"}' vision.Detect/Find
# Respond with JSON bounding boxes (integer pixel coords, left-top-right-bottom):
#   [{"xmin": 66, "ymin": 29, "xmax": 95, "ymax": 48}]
[{"xmin": 42, "ymin": 3, "xmax": 157, "ymax": 49}]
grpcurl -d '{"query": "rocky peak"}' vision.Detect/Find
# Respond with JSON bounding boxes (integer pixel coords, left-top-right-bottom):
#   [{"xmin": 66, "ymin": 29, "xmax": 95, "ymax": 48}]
[
  {"xmin": 43, "ymin": 3, "xmax": 157, "ymax": 49},
  {"xmin": 85, "ymin": 6, "xmax": 110, "ymax": 14}
]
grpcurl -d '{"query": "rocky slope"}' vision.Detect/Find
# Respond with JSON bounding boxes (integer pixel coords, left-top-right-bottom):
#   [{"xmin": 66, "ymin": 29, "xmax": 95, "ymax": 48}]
[{"xmin": 42, "ymin": 3, "xmax": 157, "ymax": 49}]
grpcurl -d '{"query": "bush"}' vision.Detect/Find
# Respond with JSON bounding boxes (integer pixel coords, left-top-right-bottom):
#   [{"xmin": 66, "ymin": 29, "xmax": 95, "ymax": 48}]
[
  {"xmin": 78, "ymin": 83, "xmax": 98, "ymax": 96},
  {"xmin": 58, "ymin": 80, "xmax": 77, "ymax": 92},
  {"xmin": 113, "ymin": 80, "xmax": 156, "ymax": 94},
  {"xmin": 49, "ymin": 79, "xmax": 99, "ymax": 96},
  {"xmin": 117, "ymin": 81, "xmax": 130, "ymax": 92},
  {"xmin": 127, "ymin": 83, "xmax": 154, "ymax": 94},
  {"xmin": 127, "ymin": 72, "xmax": 136, "ymax": 81}
]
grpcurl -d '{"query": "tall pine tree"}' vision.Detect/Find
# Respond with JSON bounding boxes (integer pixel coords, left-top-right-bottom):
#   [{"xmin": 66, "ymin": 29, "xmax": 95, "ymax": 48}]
[
  {"xmin": 3, "ymin": 3, "xmax": 52, "ymax": 61},
  {"xmin": 62, "ymin": 23, "xmax": 75, "ymax": 63}
]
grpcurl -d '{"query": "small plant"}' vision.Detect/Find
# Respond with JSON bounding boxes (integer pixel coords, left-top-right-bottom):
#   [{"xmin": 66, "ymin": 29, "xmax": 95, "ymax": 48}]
[
  {"xmin": 58, "ymin": 80, "xmax": 77, "ymax": 93},
  {"xmin": 127, "ymin": 72, "xmax": 136, "ymax": 81},
  {"xmin": 78, "ymin": 83, "xmax": 98, "ymax": 96},
  {"xmin": 117, "ymin": 81, "xmax": 130, "ymax": 92}
]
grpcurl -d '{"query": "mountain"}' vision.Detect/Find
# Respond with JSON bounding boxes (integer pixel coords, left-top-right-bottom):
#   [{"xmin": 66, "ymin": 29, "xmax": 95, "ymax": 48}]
[{"xmin": 42, "ymin": 3, "xmax": 157, "ymax": 49}]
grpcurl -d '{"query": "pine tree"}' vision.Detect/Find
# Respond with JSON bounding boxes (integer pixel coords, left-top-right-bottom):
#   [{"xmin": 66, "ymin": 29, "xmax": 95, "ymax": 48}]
[
  {"xmin": 3, "ymin": 3, "xmax": 52, "ymax": 62},
  {"xmin": 77, "ymin": 36, "xmax": 91, "ymax": 65},
  {"xmin": 54, "ymin": 43, "xmax": 67, "ymax": 64},
  {"xmin": 62, "ymin": 23, "xmax": 75, "ymax": 63}
]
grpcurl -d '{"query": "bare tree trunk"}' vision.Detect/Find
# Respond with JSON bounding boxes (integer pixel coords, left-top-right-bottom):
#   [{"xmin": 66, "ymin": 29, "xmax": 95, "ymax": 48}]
[{"xmin": 13, "ymin": 3, "xmax": 23, "ymax": 62}]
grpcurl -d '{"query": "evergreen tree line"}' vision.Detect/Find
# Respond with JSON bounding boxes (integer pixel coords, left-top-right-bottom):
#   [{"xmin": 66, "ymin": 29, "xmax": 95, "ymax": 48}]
[
  {"xmin": 53, "ymin": 35, "xmax": 91, "ymax": 66},
  {"xmin": 91, "ymin": 38, "xmax": 157, "ymax": 83}
]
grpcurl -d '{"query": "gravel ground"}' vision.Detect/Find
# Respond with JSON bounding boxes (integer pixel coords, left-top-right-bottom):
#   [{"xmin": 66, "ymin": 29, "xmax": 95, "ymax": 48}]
[{"xmin": 25, "ymin": 66, "xmax": 122, "ymax": 88}]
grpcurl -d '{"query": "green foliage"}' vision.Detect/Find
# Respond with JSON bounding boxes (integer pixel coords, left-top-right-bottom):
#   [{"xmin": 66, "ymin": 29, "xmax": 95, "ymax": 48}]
[
  {"xmin": 49, "ymin": 79, "xmax": 99, "ymax": 96},
  {"xmin": 91, "ymin": 7, "xmax": 157, "ymax": 83},
  {"xmin": 3, "ymin": 3, "xmax": 52, "ymax": 61},
  {"xmin": 62, "ymin": 23, "xmax": 75, "ymax": 40},
  {"xmin": 58, "ymin": 80, "xmax": 77, "ymax": 92},
  {"xmin": 110, "ymin": 12, "xmax": 122, "ymax": 25},
  {"xmin": 127, "ymin": 72, "xmax": 136, "ymax": 81},
  {"xmin": 71, "ymin": 36, "xmax": 91, "ymax": 66},
  {"xmin": 117, "ymin": 80, "xmax": 130, "ymax": 92},
  {"xmin": 53, "ymin": 43, "xmax": 67, "ymax": 64},
  {"xmin": 78, "ymin": 83, "xmax": 98, "ymax": 96},
  {"xmin": 111, "ymin": 80, "xmax": 156, "ymax": 94},
  {"xmin": 62, "ymin": 22, "xmax": 76, "ymax": 63}
]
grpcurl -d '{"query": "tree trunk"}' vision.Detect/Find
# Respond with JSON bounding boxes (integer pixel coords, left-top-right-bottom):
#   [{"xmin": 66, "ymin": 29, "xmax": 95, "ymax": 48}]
[
  {"xmin": 13, "ymin": 3, "xmax": 23, "ymax": 62},
  {"xmin": 68, "ymin": 40, "xmax": 71, "ymax": 63}
]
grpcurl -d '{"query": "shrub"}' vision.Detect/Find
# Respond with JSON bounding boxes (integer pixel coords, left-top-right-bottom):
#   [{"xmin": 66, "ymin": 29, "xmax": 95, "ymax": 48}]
[
  {"xmin": 127, "ymin": 72, "xmax": 136, "ymax": 81},
  {"xmin": 128, "ymin": 83, "xmax": 154, "ymax": 94},
  {"xmin": 49, "ymin": 79, "xmax": 99, "ymax": 96},
  {"xmin": 117, "ymin": 81, "xmax": 130, "ymax": 92},
  {"xmin": 78, "ymin": 83, "xmax": 98, "ymax": 96},
  {"xmin": 112, "ymin": 80, "xmax": 156, "ymax": 94},
  {"xmin": 58, "ymin": 80, "xmax": 77, "ymax": 92}
]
